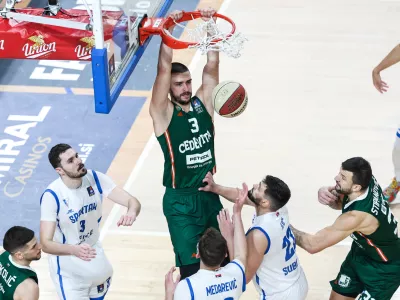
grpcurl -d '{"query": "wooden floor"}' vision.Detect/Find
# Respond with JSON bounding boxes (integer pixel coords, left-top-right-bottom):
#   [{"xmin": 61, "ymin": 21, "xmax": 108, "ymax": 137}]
[{"xmin": 33, "ymin": 0, "xmax": 400, "ymax": 299}]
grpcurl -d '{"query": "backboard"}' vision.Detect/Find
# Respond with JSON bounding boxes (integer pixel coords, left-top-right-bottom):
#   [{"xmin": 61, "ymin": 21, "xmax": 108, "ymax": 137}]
[{"xmin": 90, "ymin": 0, "xmax": 173, "ymax": 114}]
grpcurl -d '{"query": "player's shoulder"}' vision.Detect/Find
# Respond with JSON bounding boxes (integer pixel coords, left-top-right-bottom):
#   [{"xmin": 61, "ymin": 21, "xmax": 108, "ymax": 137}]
[
  {"xmin": 224, "ymin": 258, "xmax": 245, "ymax": 273},
  {"xmin": 14, "ymin": 277, "xmax": 39, "ymax": 299}
]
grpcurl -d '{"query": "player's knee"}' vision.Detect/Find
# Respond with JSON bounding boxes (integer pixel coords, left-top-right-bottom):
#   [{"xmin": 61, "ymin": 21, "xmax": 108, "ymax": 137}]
[{"xmin": 179, "ymin": 262, "xmax": 200, "ymax": 280}]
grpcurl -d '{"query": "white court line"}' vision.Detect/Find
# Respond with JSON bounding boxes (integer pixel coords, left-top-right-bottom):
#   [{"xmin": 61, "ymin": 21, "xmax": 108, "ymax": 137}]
[
  {"xmin": 99, "ymin": 134, "xmax": 157, "ymax": 241},
  {"xmin": 99, "ymin": 0, "xmax": 235, "ymax": 241},
  {"xmin": 106, "ymin": 230, "xmax": 170, "ymax": 237}
]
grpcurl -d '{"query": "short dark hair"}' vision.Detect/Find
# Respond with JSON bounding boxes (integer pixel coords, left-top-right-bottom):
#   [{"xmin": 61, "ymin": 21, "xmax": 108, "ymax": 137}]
[
  {"xmin": 263, "ymin": 175, "xmax": 291, "ymax": 211},
  {"xmin": 341, "ymin": 157, "xmax": 372, "ymax": 190},
  {"xmin": 3, "ymin": 226, "xmax": 35, "ymax": 254},
  {"xmin": 198, "ymin": 228, "xmax": 227, "ymax": 267},
  {"xmin": 48, "ymin": 143, "xmax": 71, "ymax": 168},
  {"xmin": 171, "ymin": 62, "xmax": 189, "ymax": 75}
]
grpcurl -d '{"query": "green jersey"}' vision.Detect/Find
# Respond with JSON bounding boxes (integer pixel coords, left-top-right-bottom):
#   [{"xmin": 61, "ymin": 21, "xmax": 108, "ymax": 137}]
[
  {"xmin": 157, "ymin": 97, "xmax": 216, "ymax": 189},
  {"xmin": 342, "ymin": 176, "xmax": 400, "ymax": 262},
  {"xmin": 0, "ymin": 251, "xmax": 38, "ymax": 299}
]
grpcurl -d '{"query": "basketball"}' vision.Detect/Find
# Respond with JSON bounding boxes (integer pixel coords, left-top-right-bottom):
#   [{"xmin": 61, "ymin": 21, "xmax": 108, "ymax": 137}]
[{"xmin": 212, "ymin": 80, "xmax": 248, "ymax": 118}]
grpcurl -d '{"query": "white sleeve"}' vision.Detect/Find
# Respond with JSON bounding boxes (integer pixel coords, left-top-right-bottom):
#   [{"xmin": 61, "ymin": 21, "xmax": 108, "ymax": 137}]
[
  {"xmin": 173, "ymin": 279, "xmax": 192, "ymax": 300},
  {"xmin": 40, "ymin": 191, "xmax": 58, "ymax": 222},
  {"xmin": 93, "ymin": 171, "xmax": 117, "ymax": 197}
]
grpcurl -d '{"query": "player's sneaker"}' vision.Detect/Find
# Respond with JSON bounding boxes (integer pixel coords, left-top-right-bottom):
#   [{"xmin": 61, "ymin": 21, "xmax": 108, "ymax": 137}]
[{"xmin": 383, "ymin": 177, "xmax": 400, "ymax": 203}]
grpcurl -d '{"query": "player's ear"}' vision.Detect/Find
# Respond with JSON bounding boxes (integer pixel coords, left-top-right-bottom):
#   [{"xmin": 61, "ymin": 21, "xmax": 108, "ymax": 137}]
[{"xmin": 55, "ymin": 167, "xmax": 64, "ymax": 176}]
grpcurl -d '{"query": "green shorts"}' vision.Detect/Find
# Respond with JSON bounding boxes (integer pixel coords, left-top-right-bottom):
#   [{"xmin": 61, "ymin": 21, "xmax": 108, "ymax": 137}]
[
  {"xmin": 162, "ymin": 187, "xmax": 223, "ymax": 267},
  {"xmin": 330, "ymin": 246, "xmax": 400, "ymax": 300}
]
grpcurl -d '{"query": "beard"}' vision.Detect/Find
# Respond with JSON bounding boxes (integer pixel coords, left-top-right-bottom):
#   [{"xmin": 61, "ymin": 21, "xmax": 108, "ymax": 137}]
[
  {"xmin": 248, "ymin": 188, "xmax": 260, "ymax": 206},
  {"xmin": 63, "ymin": 163, "xmax": 87, "ymax": 179},
  {"xmin": 171, "ymin": 91, "xmax": 192, "ymax": 105},
  {"xmin": 335, "ymin": 182, "xmax": 351, "ymax": 195}
]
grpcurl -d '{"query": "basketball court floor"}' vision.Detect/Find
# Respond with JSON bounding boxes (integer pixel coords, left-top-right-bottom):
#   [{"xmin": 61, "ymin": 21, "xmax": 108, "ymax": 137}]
[{"xmin": 1, "ymin": 0, "xmax": 400, "ymax": 299}]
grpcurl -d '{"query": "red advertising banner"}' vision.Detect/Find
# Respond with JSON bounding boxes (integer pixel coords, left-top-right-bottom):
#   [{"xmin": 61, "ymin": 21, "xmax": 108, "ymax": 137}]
[{"xmin": 0, "ymin": 9, "xmax": 126, "ymax": 61}]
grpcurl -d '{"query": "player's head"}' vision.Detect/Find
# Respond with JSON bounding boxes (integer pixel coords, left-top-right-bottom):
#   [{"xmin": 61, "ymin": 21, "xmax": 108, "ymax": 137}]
[
  {"xmin": 198, "ymin": 228, "xmax": 228, "ymax": 268},
  {"xmin": 335, "ymin": 157, "xmax": 372, "ymax": 195},
  {"xmin": 248, "ymin": 175, "xmax": 291, "ymax": 211},
  {"xmin": 170, "ymin": 62, "xmax": 192, "ymax": 105},
  {"xmin": 3, "ymin": 226, "xmax": 41, "ymax": 262},
  {"xmin": 48, "ymin": 143, "xmax": 87, "ymax": 179}
]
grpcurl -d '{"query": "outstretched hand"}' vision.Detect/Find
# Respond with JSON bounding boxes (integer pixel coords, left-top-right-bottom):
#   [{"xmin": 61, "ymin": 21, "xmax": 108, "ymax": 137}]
[
  {"xmin": 198, "ymin": 171, "xmax": 216, "ymax": 192},
  {"xmin": 233, "ymin": 183, "xmax": 248, "ymax": 214},
  {"xmin": 217, "ymin": 209, "xmax": 234, "ymax": 242},
  {"xmin": 372, "ymin": 69, "xmax": 389, "ymax": 93},
  {"xmin": 165, "ymin": 267, "xmax": 181, "ymax": 299}
]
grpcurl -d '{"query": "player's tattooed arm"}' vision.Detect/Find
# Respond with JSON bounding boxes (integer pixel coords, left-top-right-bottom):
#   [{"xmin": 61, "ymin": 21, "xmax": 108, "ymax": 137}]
[
  {"xmin": 289, "ymin": 225, "xmax": 312, "ymax": 251},
  {"xmin": 290, "ymin": 211, "xmax": 365, "ymax": 254}
]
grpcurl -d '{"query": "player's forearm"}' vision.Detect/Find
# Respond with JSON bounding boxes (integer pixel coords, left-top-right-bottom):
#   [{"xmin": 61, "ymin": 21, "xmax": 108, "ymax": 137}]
[
  {"xmin": 157, "ymin": 43, "xmax": 173, "ymax": 73},
  {"xmin": 127, "ymin": 196, "xmax": 141, "ymax": 216},
  {"xmin": 41, "ymin": 240, "xmax": 75, "ymax": 256},
  {"xmin": 289, "ymin": 225, "xmax": 316, "ymax": 254},
  {"xmin": 375, "ymin": 44, "xmax": 400, "ymax": 73},
  {"xmin": 213, "ymin": 184, "xmax": 254, "ymax": 206},
  {"xmin": 232, "ymin": 212, "xmax": 247, "ymax": 263}
]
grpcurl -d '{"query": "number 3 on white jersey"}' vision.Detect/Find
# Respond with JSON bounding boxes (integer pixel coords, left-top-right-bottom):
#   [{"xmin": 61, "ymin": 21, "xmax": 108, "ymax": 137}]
[{"xmin": 188, "ymin": 118, "xmax": 199, "ymax": 133}]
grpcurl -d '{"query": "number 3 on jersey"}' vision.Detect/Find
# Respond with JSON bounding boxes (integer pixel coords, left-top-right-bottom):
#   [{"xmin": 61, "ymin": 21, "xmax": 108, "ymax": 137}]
[
  {"xmin": 188, "ymin": 118, "xmax": 199, "ymax": 133},
  {"xmin": 79, "ymin": 220, "xmax": 86, "ymax": 232},
  {"xmin": 282, "ymin": 227, "xmax": 296, "ymax": 261}
]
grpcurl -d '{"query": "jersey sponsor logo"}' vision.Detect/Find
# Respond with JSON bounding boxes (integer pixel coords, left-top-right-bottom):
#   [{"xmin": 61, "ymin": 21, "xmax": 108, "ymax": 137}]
[
  {"xmin": 338, "ymin": 274, "xmax": 351, "ymax": 288},
  {"xmin": 87, "ymin": 186, "xmax": 95, "ymax": 196},
  {"xmin": 69, "ymin": 202, "xmax": 97, "ymax": 223},
  {"xmin": 282, "ymin": 258, "xmax": 298, "ymax": 276},
  {"xmin": 0, "ymin": 262, "xmax": 16, "ymax": 288},
  {"xmin": 0, "ymin": 40, "xmax": 4, "ymax": 51},
  {"xmin": 192, "ymin": 99, "xmax": 204, "ymax": 114},
  {"xmin": 178, "ymin": 130, "xmax": 212, "ymax": 154},
  {"xmin": 186, "ymin": 150, "xmax": 212, "ymax": 166},
  {"xmin": 206, "ymin": 279, "xmax": 237, "ymax": 296},
  {"xmin": 360, "ymin": 290, "xmax": 376, "ymax": 300}
]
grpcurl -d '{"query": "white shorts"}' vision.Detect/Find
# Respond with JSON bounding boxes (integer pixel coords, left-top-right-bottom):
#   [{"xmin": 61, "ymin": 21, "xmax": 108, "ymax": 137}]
[
  {"xmin": 260, "ymin": 269, "xmax": 308, "ymax": 300},
  {"xmin": 49, "ymin": 243, "xmax": 113, "ymax": 300}
]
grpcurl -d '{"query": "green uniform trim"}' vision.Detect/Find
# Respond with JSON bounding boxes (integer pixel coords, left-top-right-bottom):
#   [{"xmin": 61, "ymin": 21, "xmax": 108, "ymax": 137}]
[{"xmin": 0, "ymin": 251, "xmax": 38, "ymax": 300}]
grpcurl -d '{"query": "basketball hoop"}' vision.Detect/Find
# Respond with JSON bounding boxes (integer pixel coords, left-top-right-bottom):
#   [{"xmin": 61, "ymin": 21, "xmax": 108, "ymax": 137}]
[{"xmin": 139, "ymin": 11, "xmax": 247, "ymax": 58}]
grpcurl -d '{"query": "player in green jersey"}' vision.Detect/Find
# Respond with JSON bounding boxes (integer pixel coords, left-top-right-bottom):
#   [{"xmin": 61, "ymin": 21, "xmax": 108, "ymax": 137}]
[
  {"xmin": 372, "ymin": 43, "xmax": 400, "ymax": 203},
  {"xmin": 0, "ymin": 226, "xmax": 41, "ymax": 300},
  {"xmin": 290, "ymin": 157, "xmax": 400, "ymax": 300},
  {"xmin": 150, "ymin": 8, "xmax": 225, "ymax": 279}
]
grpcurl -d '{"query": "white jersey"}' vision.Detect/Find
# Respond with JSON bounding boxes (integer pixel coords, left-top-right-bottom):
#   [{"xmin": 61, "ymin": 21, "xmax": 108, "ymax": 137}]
[
  {"xmin": 174, "ymin": 259, "xmax": 246, "ymax": 300},
  {"xmin": 248, "ymin": 206, "xmax": 306, "ymax": 299},
  {"xmin": 40, "ymin": 170, "xmax": 115, "ymax": 286}
]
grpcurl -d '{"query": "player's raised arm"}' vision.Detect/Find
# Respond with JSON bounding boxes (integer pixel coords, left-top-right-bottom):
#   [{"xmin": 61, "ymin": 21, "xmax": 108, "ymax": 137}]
[
  {"xmin": 199, "ymin": 172, "xmax": 255, "ymax": 207},
  {"xmin": 195, "ymin": 8, "xmax": 220, "ymax": 117},
  {"xmin": 372, "ymin": 43, "xmax": 400, "ymax": 93},
  {"xmin": 14, "ymin": 278, "xmax": 39, "ymax": 300},
  {"xmin": 232, "ymin": 183, "xmax": 248, "ymax": 266},
  {"xmin": 290, "ymin": 211, "xmax": 367, "ymax": 254},
  {"xmin": 150, "ymin": 11, "xmax": 182, "ymax": 117}
]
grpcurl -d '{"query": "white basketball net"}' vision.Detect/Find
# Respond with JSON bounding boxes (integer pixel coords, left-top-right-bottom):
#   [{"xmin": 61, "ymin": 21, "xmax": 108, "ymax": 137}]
[{"xmin": 173, "ymin": 18, "xmax": 248, "ymax": 58}]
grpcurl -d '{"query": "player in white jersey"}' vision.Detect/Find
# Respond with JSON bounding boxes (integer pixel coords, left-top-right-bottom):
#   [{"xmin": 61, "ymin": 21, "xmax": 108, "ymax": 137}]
[
  {"xmin": 200, "ymin": 172, "xmax": 308, "ymax": 300},
  {"xmin": 372, "ymin": 43, "xmax": 400, "ymax": 203},
  {"xmin": 164, "ymin": 183, "xmax": 249, "ymax": 300},
  {"xmin": 40, "ymin": 143, "xmax": 141, "ymax": 300}
]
